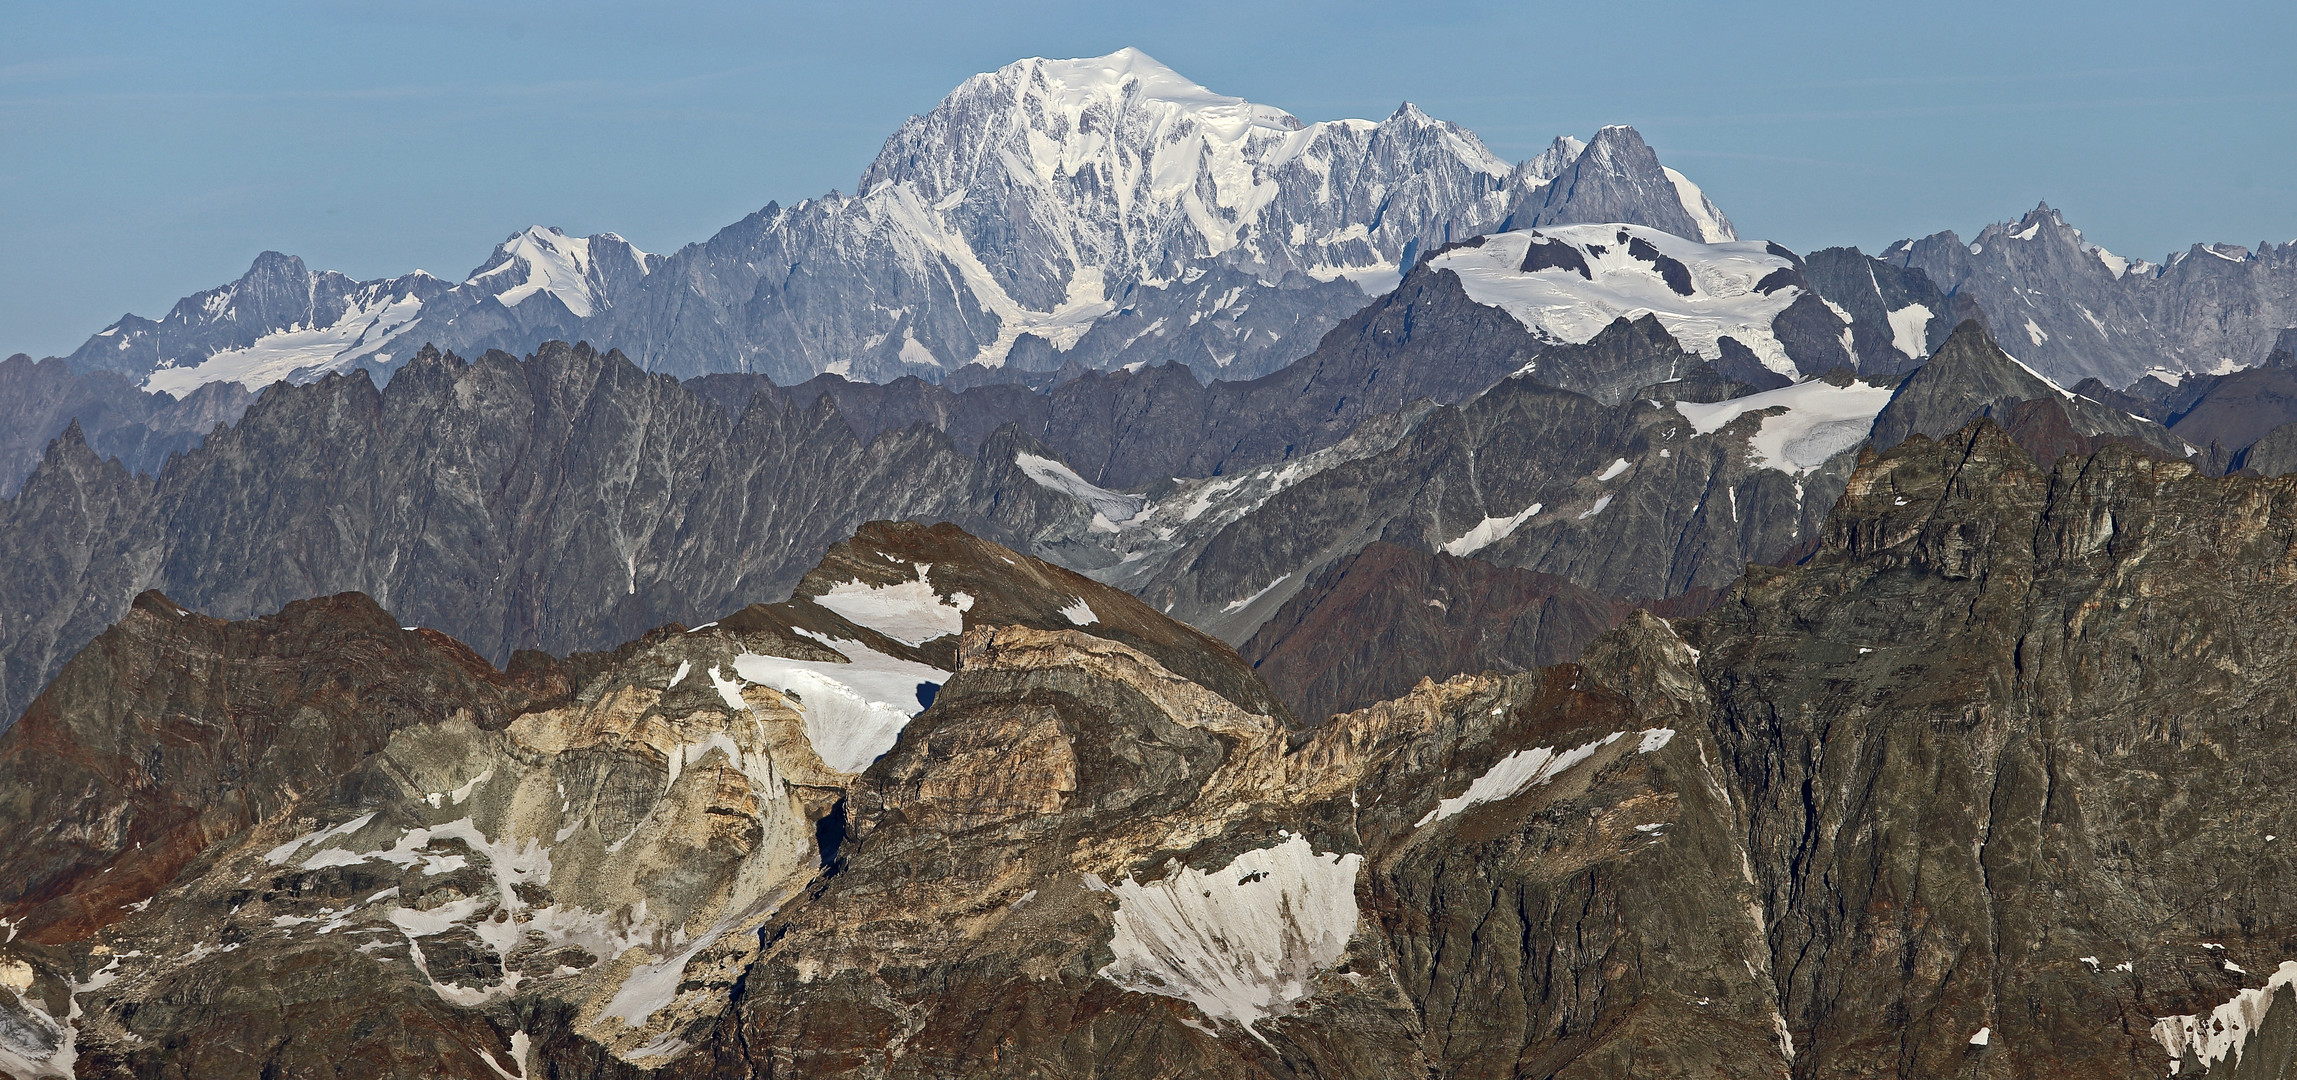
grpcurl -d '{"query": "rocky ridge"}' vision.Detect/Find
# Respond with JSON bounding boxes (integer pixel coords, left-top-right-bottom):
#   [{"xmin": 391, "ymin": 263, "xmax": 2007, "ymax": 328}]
[
  {"xmin": 11, "ymin": 419, "xmax": 2297, "ymax": 1075},
  {"xmin": 1883, "ymin": 202, "xmax": 2297, "ymax": 388}
]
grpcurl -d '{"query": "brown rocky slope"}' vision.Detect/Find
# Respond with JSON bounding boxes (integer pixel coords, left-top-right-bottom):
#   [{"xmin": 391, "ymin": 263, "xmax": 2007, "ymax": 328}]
[{"xmin": 5, "ymin": 422, "xmax": 2297, "ymax": 1077}]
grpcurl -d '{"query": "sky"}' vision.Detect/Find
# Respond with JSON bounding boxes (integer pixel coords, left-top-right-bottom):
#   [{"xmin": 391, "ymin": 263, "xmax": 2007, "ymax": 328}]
[{"xmin": 4, "ymin": 0, "xmax": 2293, "ymax": 358}]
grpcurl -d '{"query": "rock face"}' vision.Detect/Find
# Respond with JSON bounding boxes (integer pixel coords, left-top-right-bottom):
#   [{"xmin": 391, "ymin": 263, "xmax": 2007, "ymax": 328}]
[
  {"xmin": 749, "ymin": 258, "xmax": 1542, "ymax": 489},
  {"xmin": 1882, "ymin": 202, "xmax": 2297, "ymax": 387},
  {"xmin": 0, "ymin": 341, "xmax": 1114, "ymax": 733},
  {"xmin": 1123, "ymin": 359, "xmax": 1882, "ymax": 643},
  {"xmin": 1796, "ymin": 247, "xmax": 1959, "ymax": 376},
  {"xmin": 1694, "ymin": 421, "xmax": 2297, "ymax": 1079},
  {"xmin": 1868, "ymin": 319, "xmax": 2183, "ymax": 461},
  {"xmin": 0, "ymin": 355, "xmax": 253, "ymax": 496},
  {"xmin": 1239, "ymin": 541, "xmax": 1646, "ymax": 723},
  {"xmin": 0, "ymin": 521, "xmax": 1781, "ymax": 1079},
  {"xmin": 12, "ymin": 432, "xmax": 2297, "ymax": 1076}
]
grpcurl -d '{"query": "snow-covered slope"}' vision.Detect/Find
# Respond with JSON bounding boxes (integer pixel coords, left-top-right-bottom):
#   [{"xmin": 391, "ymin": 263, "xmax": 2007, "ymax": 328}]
[
  {"xmin": 462, "ymin": 226, "xmax": 652, "ymax": 320},
  {"xmin": 142, "ymin": 281, "xmax": 432, "ymax": 396},
  {"xmin": 1431, "ymin": 224, "xmax": 1805, "ymax": 374}
]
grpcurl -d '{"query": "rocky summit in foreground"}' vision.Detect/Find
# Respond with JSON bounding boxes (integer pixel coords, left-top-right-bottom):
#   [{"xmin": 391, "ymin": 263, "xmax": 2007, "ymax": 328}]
[{"xmin": 4, "ymin": 424, "xmax": 2297, "ymax": 1078}]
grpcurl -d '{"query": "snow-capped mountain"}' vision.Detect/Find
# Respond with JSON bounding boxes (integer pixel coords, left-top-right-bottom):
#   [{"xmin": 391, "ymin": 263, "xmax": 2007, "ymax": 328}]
[
  {"xmin": 63, "ymin": 228, "xmax": 655, "ymax": 395},
  {"xmin": 1882, "ymin": 202, "xmax": 2297, "ymax": 387},
  {"xmin": 584, "ymin": 51, "xmax": 1733, "ymax": 383},
  {"xmin": 65, "ymin": 251, "xmax": 449, "ymax": 394},
  {"xmin": 45, "ymin": 49, "xmax": 1734, "ymax": 392}
]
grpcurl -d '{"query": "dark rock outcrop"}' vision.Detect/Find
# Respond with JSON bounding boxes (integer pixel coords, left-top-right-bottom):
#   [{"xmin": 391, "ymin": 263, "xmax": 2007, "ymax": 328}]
[
  {"xmin": 1869, "ymin": 319, "xmax": 2182, "ymax": 461},
  {"xmin": 0, "ymin": 354, "xmax": 254, "ymax": 495},
  {"xmin": 1240, "ymin": 541, "xmax": 1644, "ymax": 723}
]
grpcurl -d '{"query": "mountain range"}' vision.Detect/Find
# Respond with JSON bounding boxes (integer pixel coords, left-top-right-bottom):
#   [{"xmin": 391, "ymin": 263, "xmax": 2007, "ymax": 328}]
[{"xmin": 4, "ymin": 44, "xmax": 2297, "ymax": 1080}]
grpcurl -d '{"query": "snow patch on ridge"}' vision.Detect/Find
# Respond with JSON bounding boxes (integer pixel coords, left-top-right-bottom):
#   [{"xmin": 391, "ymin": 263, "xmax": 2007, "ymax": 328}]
[
  {"xmin": 1015, "ymin": 452, "xmax": 1151, "ymax": 530},
  {"xmin": 1095, "ymin": 833, "xmax": 1362, "ymax": 1033},
  {"xmin": 1663, "ymin": 167, "xmax": 1736, "ymax": 243},
  {"xmin": 729, "ymin": 641, "xmax": 950, "ymax": 774},
  {"xmin": 1442, "ymin": 503, "xmax": 1542, "ymax": 557},
  {"xmin": 2152, "ymin": 960, "xmax": 2297, "ymax": 1075},
  {"xmin": 1418, "ymin": 728, "xmax": 1676, "ymax": 827},
  {"xmin": 1673, "ymin": 379, "xmax": 1897, "ymax": 475},
  {"xmin": 1887, "ymin": 303, "xmax": 1933, "ymax": 360},
  {"xmin": 811, "ymin": 563, "xmax": 972, "ymax": 645}
]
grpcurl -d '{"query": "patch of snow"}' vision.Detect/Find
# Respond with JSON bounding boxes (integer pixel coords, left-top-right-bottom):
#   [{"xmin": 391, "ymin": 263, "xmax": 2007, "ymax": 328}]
[
  {"xmin": 1059, "ymin": 597, "xmax": 1099, "ymax": 625},
  {"xmin": 1015, "ymin": 452, "xmax": 1151, "ymax": 529},
  {"xmin": 667, "ymin": 660, "xmax": 690, "ymax": 689},
  {"xmin": 1662, "ymin": 167, "xmax": 1736, "ymax": 243},
  {"xmin": 1096, "ymin": 833, "xmax": 1362, "ymax": 1034},
  {"xmin": 1887, "ymin": 303, "xmax": 1933, "ymax": 359},
  {"xmin": 1441, "ymin": 503, "xmax": 1541, "ymax": 557},
  {"xmin": 1970, "ymin": 1026, "xmax": 1990, "ymax": 1046},
  {"xmin": 266, "ymin": 812, "xmax": 379, "ymax": 865},
  {"xmin": 811, "ymin": 563, "xmax": 971, "ymax": 645},
  {"xmin": 1596, "ymin": 457, "xmax": 1631, "ymax": 481},
  {"xmin": 2024, "ymin": 318, "xmax": 2049, "ymax": 346},
  {"xmin": 708, "ymin": 666, "xmax": 746, "ymax": 711},
  {"xmin": 1221, "ymin": 574, "xmax": 1291, "ymax": 614},
  {"xmin": 1417, "ymin": 728, "xmax": 1676, "ymax": 827},
  {"xmin": 1673, "ymin": 379, "xmax": 1897, "ymax": 474},
  {"xmin": 1578, "ymin": 495, "xmax": 1613, "ymax": 520},
  {"xmin": 2152, "ymin": 960, "xmax": 2297, "ymax": 1075},
  {"xmin": 730, "ymin": 639, "xmax": 951, "ymax": 773}
]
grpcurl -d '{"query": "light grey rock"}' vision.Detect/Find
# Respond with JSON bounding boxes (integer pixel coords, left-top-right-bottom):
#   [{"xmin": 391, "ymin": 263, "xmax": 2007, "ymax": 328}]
[{"xmin": 1882, "ymin": 202, "xmax": 2297, "ymax": 387}]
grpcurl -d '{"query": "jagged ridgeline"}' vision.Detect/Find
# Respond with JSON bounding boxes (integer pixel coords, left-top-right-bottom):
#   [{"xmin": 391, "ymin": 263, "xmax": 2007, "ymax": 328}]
[
  {"xmin": 0, "ymin": 309, "xmax": 2206, "ymax": 744},
  {"xmin": 6, "ymin": 425, "xmax": 2297, "ymax": 1077}
]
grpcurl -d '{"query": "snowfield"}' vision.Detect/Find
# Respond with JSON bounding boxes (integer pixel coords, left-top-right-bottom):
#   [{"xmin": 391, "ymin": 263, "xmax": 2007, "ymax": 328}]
[{"xmin": 1430, "ymin": 224, "xmax": 1805, "ymax": 375}]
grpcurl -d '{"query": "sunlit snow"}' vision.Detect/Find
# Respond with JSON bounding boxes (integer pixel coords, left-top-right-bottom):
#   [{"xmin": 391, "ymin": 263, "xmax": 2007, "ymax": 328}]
[
  {"xmin": 1418, "ymin": 728, "xmax": 1676, "ymax": 827},
  {"xmin": 729, "ymin": 641, "xmax": 950, "ymax": 773},
  {"xmin": 1442, "ymin": 503, "xmax": 1542, "ymax": 557},
  {"xmin": 1430, "ymin": 224, "xmax": 1802, "ymax": 375},
  {"xmin": 1095, "ymin": 833, "xmax": 1362, "ymax": 1033},
  {"xmin": 811, "ymin": 563, "xmax": 972, "ymax": 645},
  {"xmin": 1673, "ymin": 379, "xmax": 1897, "ymax": 475},
  {"xmin": 1015, "ymin": 452, "xmax": 1150, "ymax": 530}
]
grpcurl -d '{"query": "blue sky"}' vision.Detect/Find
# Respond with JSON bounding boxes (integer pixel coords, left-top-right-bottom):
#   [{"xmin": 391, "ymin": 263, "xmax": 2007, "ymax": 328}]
[{"xmin": 4, "ymin": 0, "xmax": 2292, "ymax": 358}]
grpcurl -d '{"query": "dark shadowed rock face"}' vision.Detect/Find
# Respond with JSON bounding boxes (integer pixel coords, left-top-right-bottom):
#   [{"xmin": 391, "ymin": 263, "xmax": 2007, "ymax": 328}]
[
  {"xmin": 0, "ymin": 342, "xmax": 1124, "ymax": 733},
  {"xmin": 1869, "ymin": 319, "xmax": 2183, "ymax": 462},
  {"xmin": 1241, "ymin": 541, "xmax": 1638, "ymax": 724},
  {"xmin": 1696, "ymin": 422, "xmax": 2297, "ymax": 1079},
  {"xmin": 0, "ymin": 355, "xmax": 254, "ymax": 496},
  {"xmin": 1797, "ymin": 247, "xmax": 1955, "ymax": 376}
]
